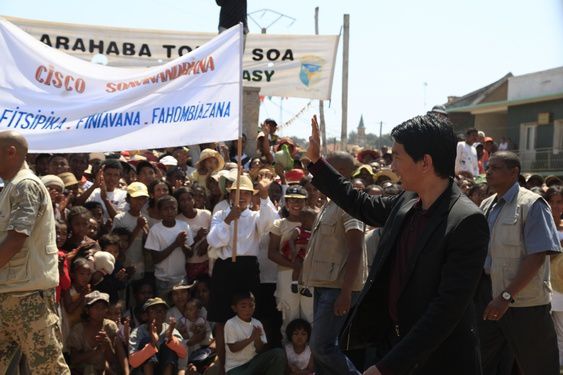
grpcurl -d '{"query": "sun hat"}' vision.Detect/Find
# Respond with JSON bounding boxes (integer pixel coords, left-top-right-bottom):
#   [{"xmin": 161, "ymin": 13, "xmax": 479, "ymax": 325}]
[
  {"xmin": 85, "ymin": 291, "xmax": 110, "ymax": 306},
  {"xmin": 172, "ymin": 278, "xmax": 196, "ymax": 291},
  {"xmin": 143, "ymin": 297, "xmax": 169, "ymax": 311},
  {"xmin": 41, "ymin": 175, "xmax": 65, "ymax": 191},
  {"xmin": 127, "ymin": 182, "xmax": 149, "ymax": 198},
  {"xmin": 374, "ymin": 169, "xmax": 400, "ymax": 184},
  {"xmin": 160, "ymin": 155, "xmax": 178, "ymax": 167},
  {"xmin": 89, "ymin": 152, "xmax": 106, "ymax": 161},
  {"xmin": 196, "ymin": 149, "xmax": 225, "ymax": 172},
  {"xmin": 227, "ymin": 175, "xmax": 255, "ymax": 192},
  {"xmin": 58, "ymin": 172, "xmax": 79, "ymax": 188},
  {"xmin": 352, "ymin": 164, "xmax": 375, "ymax": 177},
  {"xmin": 357, "ymin": 149, "xmax": 381, "ymax": 164}
]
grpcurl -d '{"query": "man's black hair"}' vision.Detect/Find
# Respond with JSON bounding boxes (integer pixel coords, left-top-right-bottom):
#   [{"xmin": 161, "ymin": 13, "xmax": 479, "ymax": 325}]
[
  {"xmin": 490, "ymin": 151, "xmax": 521, "ymax": 175},
  {"xmin": 136, "ymin": 160, "xmax": 156, "ymax": 175},
  {"xmin": 103, "ymin": 159, "xmax": 123, "ymax": 171},
  {"xmin": 465, "ymin": 128, "xmax": 478, "ymax": 136},
  {"xmin": 98, "ymin": 233, "xmax": 121, "ymax": 250},
  {"xmin": 111, "ymin": 226, "xmax": 132, "ymax": 239},
  {"xmin": 173, "ymin": 186, "xmax": 194, "ymax": 202},
  {"xmin": 390, "ymin": 112, "xmax": 457, "ymax": 179},
  {"xmin": 132, "ymin": 277, "xmax": 155, "ymax": 294},
  {"xmin": 83, "ymin": 201, "xmax": 103, "ymax": 211},
  {"xmin": 156, "ymin": 195, "xmax": 177, "ymax": 210},
  {"xmin": 264, "ymin": 118, "xmax": 278, "ymax": 128}
]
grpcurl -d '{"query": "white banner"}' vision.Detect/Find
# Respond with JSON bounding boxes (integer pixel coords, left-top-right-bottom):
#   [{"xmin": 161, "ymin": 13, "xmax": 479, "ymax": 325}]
[
  {"xmin": 0, "ymin": 18, "xmax": 242, "ymax": 153},
  {"xmin": 4, "ymin": 16, "xmax": 339, "ymax": 100}
]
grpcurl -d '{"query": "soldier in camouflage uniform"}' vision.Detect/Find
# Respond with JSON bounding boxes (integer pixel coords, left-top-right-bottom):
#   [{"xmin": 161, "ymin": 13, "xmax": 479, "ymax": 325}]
[{"xmin": 0, "ymin": 131, "xmax": 70, "ymax": 374}]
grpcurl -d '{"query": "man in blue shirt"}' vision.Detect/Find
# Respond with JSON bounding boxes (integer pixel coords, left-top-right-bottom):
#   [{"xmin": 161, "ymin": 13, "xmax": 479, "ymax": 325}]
[{"xmin": 478, "ymin": 151, "xmax": 560, "ymax": 375}]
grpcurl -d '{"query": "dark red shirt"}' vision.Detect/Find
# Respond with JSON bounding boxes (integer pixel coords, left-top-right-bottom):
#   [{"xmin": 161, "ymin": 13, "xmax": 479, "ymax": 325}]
[{"xmin": 388, "ymin": 200, "xmax": 431, "ymax": 322}]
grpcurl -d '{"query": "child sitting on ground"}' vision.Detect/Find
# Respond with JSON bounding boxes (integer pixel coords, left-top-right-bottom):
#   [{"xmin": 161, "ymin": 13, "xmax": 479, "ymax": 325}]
[
  {"xmin": 67, "ymin": 291, "xmax": 125, "ymax": 375},
  {"xmin": 224, "ymin": 291, "xmax": 285, "ymax": 374},
  {"xmin": 128, "ymin": 297, "xmax": 187, "ymax": 373},
  {"xmin": 180, "ymin": 298, "xmax": 212, "ymax": 354},
  {"xmin": 284, "ymin": 319, "xmax": 314, "ymax": 375},
  {"xmin": 280, "ymin": 208, "xmax": 317, "ymax": 297}
]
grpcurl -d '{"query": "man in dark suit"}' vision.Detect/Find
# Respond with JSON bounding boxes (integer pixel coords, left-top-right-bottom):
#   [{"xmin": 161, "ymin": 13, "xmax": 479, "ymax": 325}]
[{"xmin": 305, "ymin": 113, "xmax": 489, "ymax": 375}]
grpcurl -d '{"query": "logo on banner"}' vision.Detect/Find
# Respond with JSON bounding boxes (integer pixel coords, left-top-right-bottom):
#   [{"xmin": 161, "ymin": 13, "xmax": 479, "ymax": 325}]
[{"xmin": 299, "ymin": 56, "xmax": 325, "ymax": 87}]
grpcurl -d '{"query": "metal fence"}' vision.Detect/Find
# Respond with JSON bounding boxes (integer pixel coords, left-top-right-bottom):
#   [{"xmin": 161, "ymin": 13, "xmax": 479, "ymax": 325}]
[{"xmin": 516, "ymin": 148, "xmax": 563, "ymax": 174}]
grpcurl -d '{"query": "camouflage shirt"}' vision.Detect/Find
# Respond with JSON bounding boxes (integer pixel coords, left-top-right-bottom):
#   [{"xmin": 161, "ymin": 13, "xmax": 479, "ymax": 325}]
[{"xmin": 5, "ymin": 178, "xmax": 46, "ymax": 236}]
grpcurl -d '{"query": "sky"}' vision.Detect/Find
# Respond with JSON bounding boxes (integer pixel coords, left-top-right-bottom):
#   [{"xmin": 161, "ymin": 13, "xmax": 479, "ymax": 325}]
[{"xmin": 1, "ymin": 0, "xmax": 562, "ymax": 141}]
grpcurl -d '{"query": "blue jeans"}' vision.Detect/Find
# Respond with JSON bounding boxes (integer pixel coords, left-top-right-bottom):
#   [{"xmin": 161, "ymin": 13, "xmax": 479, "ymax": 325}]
[{"xmin": 310, "ymin": 287, "xmax": 361, "ymax": 375}]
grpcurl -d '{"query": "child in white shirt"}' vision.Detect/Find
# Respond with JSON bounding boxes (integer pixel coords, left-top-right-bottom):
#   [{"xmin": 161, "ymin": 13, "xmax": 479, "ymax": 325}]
[
  {"xmin": 224, "ymin": 291, "xmax": 285, "ymax": 374},
  {"xmin": 145, "ymin": 195, "xmax": 193, "ymax": 297}
]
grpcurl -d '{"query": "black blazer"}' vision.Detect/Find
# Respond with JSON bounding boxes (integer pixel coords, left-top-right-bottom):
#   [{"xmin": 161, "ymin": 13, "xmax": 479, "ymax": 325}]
[{"xmin": 310, "ymin": 160, "xmax": 489, "ymax": 375}]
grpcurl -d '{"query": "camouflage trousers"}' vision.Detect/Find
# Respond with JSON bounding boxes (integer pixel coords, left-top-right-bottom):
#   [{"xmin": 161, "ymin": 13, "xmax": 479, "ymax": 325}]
[{"xmin": 0, "ymin": 289, "xmax": 70, "ymax": 375}]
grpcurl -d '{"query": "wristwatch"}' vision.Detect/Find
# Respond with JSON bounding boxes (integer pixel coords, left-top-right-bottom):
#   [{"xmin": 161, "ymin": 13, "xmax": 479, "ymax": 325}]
[{"xmin": 501, "ymin": 290, "xmax": 515, "ymax": 303}]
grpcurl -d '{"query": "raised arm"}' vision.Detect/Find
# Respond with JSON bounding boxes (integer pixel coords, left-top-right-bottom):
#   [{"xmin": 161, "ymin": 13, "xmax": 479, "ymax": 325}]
[{"xmin": 306, "ymin": 115, "xmax": 398, "ymax": 226}]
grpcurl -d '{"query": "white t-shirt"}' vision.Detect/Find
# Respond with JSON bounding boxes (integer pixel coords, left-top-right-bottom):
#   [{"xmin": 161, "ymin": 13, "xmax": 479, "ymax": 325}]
[
  {"xmin": 455, "ymin": 141, "xmax": 479, "ymax": 177},
  {"xmin": 87, "ymin": 188, "xmax": 128, "ymax": 222},
  {"xmin": 177, "ymin": 209, "xmax": 212, "ymax": 264},
  {"xmin": 285, "ymin": 343, "xmax": 311, "ymax": 371},
  {"xmin": 112, "ymin": 211, "xmax": 146, "ymax": 278},
  {"xmin": 225, "ymin": 316, "xmax": 267, "ymax": 372},
  {"xmin": 145, "ymin": 221, "xmax": 194, "ymax": 282}
]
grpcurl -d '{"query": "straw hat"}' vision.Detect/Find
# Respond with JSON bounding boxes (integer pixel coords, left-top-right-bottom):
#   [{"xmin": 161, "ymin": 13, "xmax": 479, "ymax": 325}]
[
  {"xmin": 357, "ymin": 149, "xmax": 381, "ymax": 164},
  {"xmin": 227, "ymin": 175, "xmax": 255, "ymax": 192},
  {"xmin": 196, "ymin": 149, "xmax": 225, "ymax": 172},
  {"xmin": 374, "ymin": 169, "xmax": 400, "ymax": 184},
  {"xmin": 352, "ymin": 165, "xmax": 375, "ymax": 178},
  {"xmin": 551, "ymin": 254, "xmax": 563, "ymax": 293},
  {"xmin": 58, "ymin": 172, "xmax": 79, "ymax": 188}
]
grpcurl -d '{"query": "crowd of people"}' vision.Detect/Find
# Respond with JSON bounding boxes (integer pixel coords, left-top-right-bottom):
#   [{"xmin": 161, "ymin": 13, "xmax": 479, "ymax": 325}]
[{"xmin": 1, "ymin": 111, "xmax": 562, "ymax": 375}]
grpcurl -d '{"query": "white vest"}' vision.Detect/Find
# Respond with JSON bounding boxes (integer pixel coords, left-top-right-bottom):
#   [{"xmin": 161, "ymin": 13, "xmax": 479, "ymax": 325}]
[
  {"xmin": 482, "ymin": 187, "xmax": 551, "ymax": 307},
  {"xmin": 0, "ymin": 166, "xmax": 59, "ymax": 293}
]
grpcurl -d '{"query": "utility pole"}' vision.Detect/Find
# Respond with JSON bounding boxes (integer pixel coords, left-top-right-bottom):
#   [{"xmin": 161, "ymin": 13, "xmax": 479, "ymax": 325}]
[
  {"xmin": 340, "ymin": 14, "xmax": 350, "ymax": 151},
  {"xmin": 315, "ymin": 7, "xmax": 327, "ymax": 156},
  {"xmin": 379, "ymin": 121, "xmax": 383, "ymax": 150}
]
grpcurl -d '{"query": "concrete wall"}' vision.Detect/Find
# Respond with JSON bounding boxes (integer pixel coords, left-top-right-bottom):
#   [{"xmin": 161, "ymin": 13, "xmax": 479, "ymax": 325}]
[
  {"xmin": 474, "ymin": 112, "xmax": 508, "ymax": 141},
  {"xmin": 481, "ymin": 81, "xmax": 508, "ymax": 104},
  {"xmin": 242, "ymin": 86, "xmax": 261, "ymax": 156},
  {"xmin": 508, "ymin": 98, "xmax": 563, "ymax": 147},
  {"xmin": 508, "ymin": 66, "xmax": 563, "ymax": 101}
]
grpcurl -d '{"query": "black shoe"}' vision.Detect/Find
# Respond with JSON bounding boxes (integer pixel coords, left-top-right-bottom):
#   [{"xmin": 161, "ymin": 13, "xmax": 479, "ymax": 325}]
[
  {"xmin": 291, "ymin": 283, "xmax": 299, "ymax": 294},
  {"xmin": 300, "ymin": 287, "xmax": 313, "ymax": 297}
]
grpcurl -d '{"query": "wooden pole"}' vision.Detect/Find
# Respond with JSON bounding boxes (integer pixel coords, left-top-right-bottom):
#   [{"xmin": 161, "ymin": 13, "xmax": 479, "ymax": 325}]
[
  {"xmin": 231, "ymin": 137, "xmax": 242, "ymax": 262},
  {"xmin": 315, "ymin": 7, "xmax": 327, "ymax": 156},
  {"xmin": 340, "ymin": 14, "xmax": 350, "ymax": 152},
  {"xmin": 232, "ymin": 23, "xmax": 244, "ymax": 263}
]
